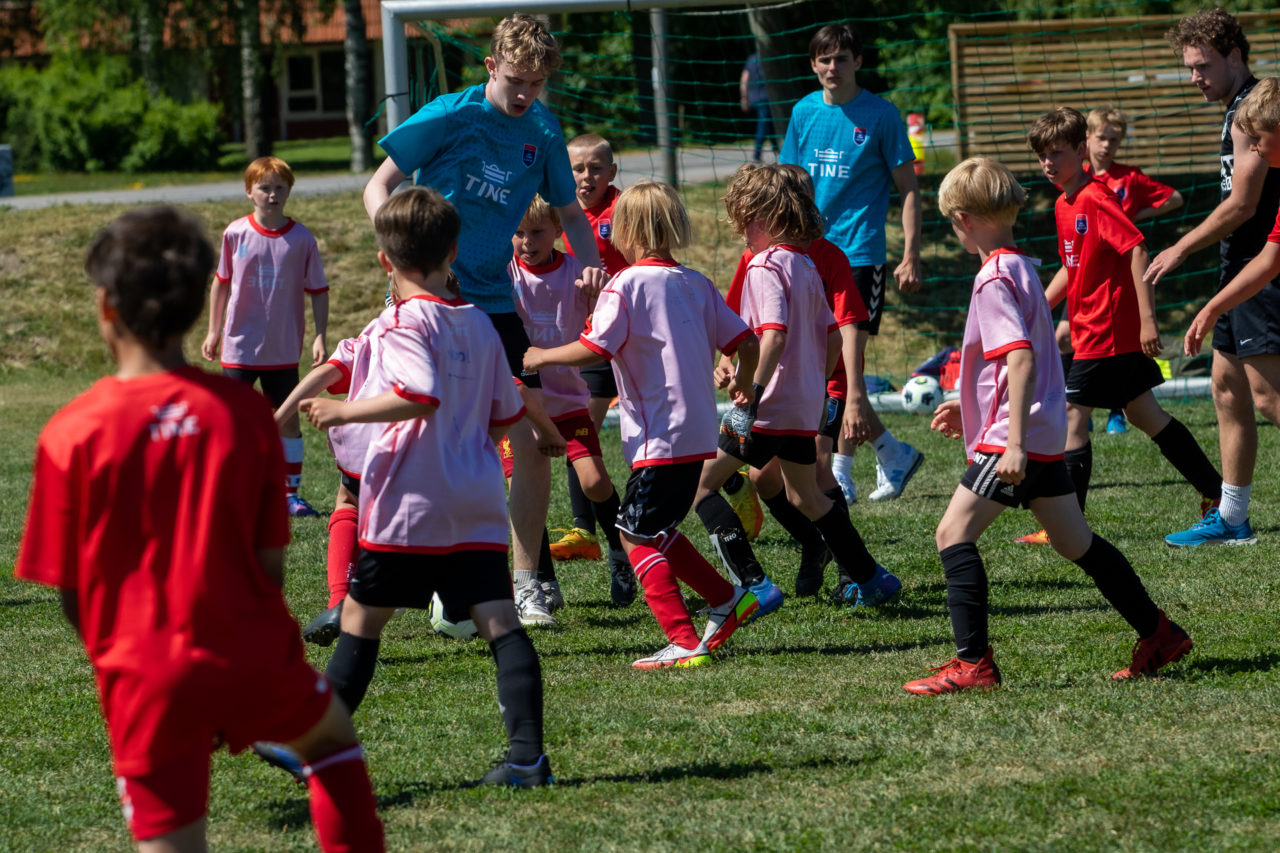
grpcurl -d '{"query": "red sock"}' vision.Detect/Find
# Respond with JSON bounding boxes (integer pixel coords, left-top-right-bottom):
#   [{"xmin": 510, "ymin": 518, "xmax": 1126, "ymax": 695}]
[
  {"xmin": 629, "ymin": 544, "xmax": 700, "ymax": 648},
  {"xmin": 326, "ymin": 507, "xmax": 359, "ymax": 607},
  {"xmin": 661, "ymin": 532, "xmax": 734, "ymax": 606},
  {"xmin": 283, "ymin": 436, "xmax": 305, "ymax": 497},
  {"xmin": 306, "ymin": 745, "xmax": 385, "ymax": 853}
]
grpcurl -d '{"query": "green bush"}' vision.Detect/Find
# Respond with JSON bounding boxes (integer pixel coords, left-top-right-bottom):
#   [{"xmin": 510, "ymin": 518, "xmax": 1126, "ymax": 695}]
[{"xmin": 0, "ymin": 56, "xmax": 224, "ymax": 173}]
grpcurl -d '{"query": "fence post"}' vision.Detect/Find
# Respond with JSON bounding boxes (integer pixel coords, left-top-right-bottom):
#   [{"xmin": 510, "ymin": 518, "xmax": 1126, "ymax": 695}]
[{"xmin": 0, "ymin": 145, "xmax": 13, "ymax": 198}]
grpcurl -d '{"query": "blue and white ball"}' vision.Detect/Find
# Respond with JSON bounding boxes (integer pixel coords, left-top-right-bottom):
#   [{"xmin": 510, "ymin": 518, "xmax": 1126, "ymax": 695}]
[
  {"xmin": 901, "ymin": 374, "xmax": 942, "ymax": 415},
  {"xmin": 428, "ymin": 593, "xmax": 478, "ymax": 641}
]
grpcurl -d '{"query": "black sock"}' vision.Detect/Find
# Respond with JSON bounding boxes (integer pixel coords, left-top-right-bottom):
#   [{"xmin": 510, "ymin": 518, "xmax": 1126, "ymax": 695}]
[
  {"xmin": 695, "ymin": 494, "xmax": 765, "ymax": 586},
  {"xmin": 761, "ymin": 491, "xmax": 826, "ymax": 551},
  {"xmin": 1152, "ymin": 417, "xmax": 1222, "ymax": 501},
  {"xmin": 1065, "ymin": 443, "xmax": 1092, "ymax": 512},
  {"xmin": 566, "ymin": 463, "xmax": 595, "ymax": 532},
  {"xmin": 591, "ymin": 487, "xmax": 624, "ymax": 553},
  {"xmin": 1072, "ymin": 534, "xmax": 1158, "ymax": 637},
  {"xmin": 940, "ymin": 542, "xmax": 988, "ymax": 662},
  {"xmin": 535, "ymin": 528, "xmax": 557, "ymax": 583},
  {"xmin": 490, "ymin": 628, "xmax": 544, "ymax": 764},
  {"xmin": 811, "ymin": 502, "xmax": 876, "ymax": 585},
  {"xmin": 324, "ymin": 632, "xmax": 381, "ymax": 714},
  {"xmin": 723, "ymin": 471, "xmax": 745, "ymax": 493},
  {"xmin": 823, "ymin": 486, "xmax": 848, "ymax": 512}
]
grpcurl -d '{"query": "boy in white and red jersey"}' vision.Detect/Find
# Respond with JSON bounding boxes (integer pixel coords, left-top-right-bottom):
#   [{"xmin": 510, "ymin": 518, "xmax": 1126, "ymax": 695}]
[
  {"xmin": 903, "ymin": 157, "xmax": 1192, "ymax": 695},
  {"xmin": 550, "ymin": 133, "xmax": 630, "ymax": 564},
  {"xmin": 201, "ymin": 155, "xmax": 329, "ymax": 517},
  {"xmin": 298, "ymin": 186, "xmax": 553, "ymax": 788},
  {"xmin": 507, "ymin": 195, "xmax": 634, "ymax": 609},
  {"xmin": 524, "ymin": 180, "xmax": 763, "ymax": 670},
  {"xmin": 694, "ymin": 164, "xmax": 902, "ymax": 616},
  {"xmin": 1021, "ymin": 108, "xmax": 1221, "ymax": 544},
  {"xmin": 16, "ymin": 207, "xmax": 383, "ymax": 851}
]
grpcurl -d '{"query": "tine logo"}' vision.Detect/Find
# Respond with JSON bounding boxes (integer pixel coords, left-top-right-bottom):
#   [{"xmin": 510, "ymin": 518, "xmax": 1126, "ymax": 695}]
[{"xmin": 148, "ymin": 402, "xmax": 199, "ymax": 441}]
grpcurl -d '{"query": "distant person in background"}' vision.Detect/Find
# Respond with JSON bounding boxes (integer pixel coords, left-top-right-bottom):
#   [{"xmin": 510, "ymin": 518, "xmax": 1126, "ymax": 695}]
[{"xmin": 740, "ymin": 52, "xmax": 778, "ymax": 163}]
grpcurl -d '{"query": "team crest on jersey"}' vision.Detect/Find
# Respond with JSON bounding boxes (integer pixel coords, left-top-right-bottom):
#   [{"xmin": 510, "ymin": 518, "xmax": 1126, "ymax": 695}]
[
  {"xmin": 853, "ymin": 127, "xmax": 868, "ymax": 145},
  {"xmin": 522, "ymin": 144, "xmax": 537, "ymax": 167},
  {"xmin": 1115, "ymin": 186, "xmax": 1127, "ymax": 201},
  {"xmin": 598, "ymin": 221, "xmax": 611, "ymax": 239},
  {"xmin": 1075, "ymin": 214, "xmax": 1088, "ymax": 235}
]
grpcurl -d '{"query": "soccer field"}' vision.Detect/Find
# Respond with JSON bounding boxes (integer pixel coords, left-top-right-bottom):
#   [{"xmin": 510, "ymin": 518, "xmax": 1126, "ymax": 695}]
[{"xmin": 3, "ymin": 362, "xmax": 1279, "ymax": 850}]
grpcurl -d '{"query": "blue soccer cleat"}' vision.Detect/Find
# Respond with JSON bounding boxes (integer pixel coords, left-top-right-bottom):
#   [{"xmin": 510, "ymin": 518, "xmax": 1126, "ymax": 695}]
[
  {"xmin": 477, "ymin": 753, "xmax": 554, "ymax": 788},
  {"xmin": 748, "ymin": 577, "xmax": 785, "ymax": 619},
  {"xmin": 1106, "ymin": 411, "xmax": 1128, "ymax": 434},
  {"xmin": 840, "ymin": 564, "xmax": 902, "ymax": 608},
  {"xmin": 1165, "ymin": 508, "xmax": 1257, "ymax": 547}
]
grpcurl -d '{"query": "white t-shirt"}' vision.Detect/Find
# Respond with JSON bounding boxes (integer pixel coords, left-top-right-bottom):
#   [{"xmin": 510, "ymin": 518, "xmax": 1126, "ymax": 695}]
[
  {"xmin": 323, "ymin": 320, "xmax": 380, "ymax": 479},
  {"xmin": 580, "ymin": 259, "xmax": 751, "ymax": 468},
  {"xmin": 509, "ymin": 250, "xmax": 591, "ymax": 421}
]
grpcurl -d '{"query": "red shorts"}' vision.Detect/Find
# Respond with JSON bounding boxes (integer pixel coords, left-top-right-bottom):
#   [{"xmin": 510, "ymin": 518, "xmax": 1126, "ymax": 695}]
[
  {"xmin": 500, "ymin": 413, "xmax": 602, "ymax": 478},
  {"xmin": 104, "ymin": 639, "xmax": 331, "ymax": 840}
]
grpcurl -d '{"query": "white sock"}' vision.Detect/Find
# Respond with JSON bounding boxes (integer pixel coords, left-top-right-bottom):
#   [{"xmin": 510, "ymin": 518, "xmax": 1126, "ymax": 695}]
[
  {"xmin": 872, "ymin": 431, "xmax": 900, "ymax": 466},
  {"xmin": 832, "ymin": 453, "xmax": 853, "ymax": 480},
  {"xmin": 1219, "ymin": 483, "xmax": 1251, "ymax": 527}
]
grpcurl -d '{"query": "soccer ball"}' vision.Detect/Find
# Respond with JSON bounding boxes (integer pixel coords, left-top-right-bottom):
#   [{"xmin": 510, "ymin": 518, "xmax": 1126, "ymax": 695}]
[
  {"xmin": 428, "ymin": 593, "xmax": 477, "ymax": 641},
  {"xmin": 901, "ymin": 374, "xmax": 942, "ymax": 415}
]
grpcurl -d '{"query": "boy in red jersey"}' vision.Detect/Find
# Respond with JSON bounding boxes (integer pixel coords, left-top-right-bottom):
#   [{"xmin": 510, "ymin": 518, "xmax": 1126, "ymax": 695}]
[
  {"xmin": 1020, "ymin": 108, "xmax": 1221, "ymax": 542},
  {"xmin": 550, "ymin": 133, "xmax": 629, "ymax": 564},
  {"xmin": 15, "ymin": 207, "xmax": 383, "ymax": 851},
  {"xmin": 903, "ymin": 157, "xmax": 1191, "ymax": 694}
]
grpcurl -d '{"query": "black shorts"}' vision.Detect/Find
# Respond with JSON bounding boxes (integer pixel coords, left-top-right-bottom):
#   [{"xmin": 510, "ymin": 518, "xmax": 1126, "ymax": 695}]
[
  {"xmin": 960, "ymin": 451, "xmax": 1076, "ymax": 509},
  {"xmin": 580, "ymin": 361, "xmax": 618, "ymax": 398},
  {"xmin": 1212, "ymin": 269, "xmax": 1280, "ymax": 358},
  {"xmin": 348, "ymin": 548, "xmax": 513, "ymax": 611},
  {"xmin": 489, "ymin": 311, "xmax": 541, "ymax": 389},
  {"xmin": 1064, "ymin": 352, "xmax": 1163, "ymax": 409},
  {"xmin": 617, "ymin": 462, "xmax": 702, "ymax": 539},
  {"xmin": 818, "ymin": 395, "xmax": 844, "ymax": 441},
  {"xmin": 339, "ymin": 471, "xmax": 361, "ymax": 498},
  {"xmin": 852, "ymin": 264, "xmax": 888, "ymax": 336},
  {"xmin": 223, "ymin": 366, "xmax": 299, "ymax": 408},
  {"xmin": 718, "ymin": 429, "xmax": 818, "ymax": 469}
]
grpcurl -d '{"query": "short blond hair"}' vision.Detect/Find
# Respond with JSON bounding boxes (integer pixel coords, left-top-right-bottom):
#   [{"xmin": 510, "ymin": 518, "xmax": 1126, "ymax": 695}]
[
  {"xmin": 491, "ymin": 15, "xmax": 561, "ymax": 74},
  {"xmin": 521, "ymin": 194, "xmax": 562, "ymax": 233},
  {"xmin": 938, "ymin": 157, "xmax": 1026, "ymax": 227},
  {"xmin": 1235, "ymin": 77, "xmax": 1280, "ymax": 138},
  {"xmin": 723, "ymin": 163, "xmax": 824, "ymax": 244},
  {"xmin": 610, "ymin": 181, "xmax": 690, "ymax": 255},
  {"xmin": 1087, "ymin": 106, "xmax": 1128, "ymax": 138},
  {"xmin": 567, "ymin": 133, "xmax": 614, "ymax": 162}
]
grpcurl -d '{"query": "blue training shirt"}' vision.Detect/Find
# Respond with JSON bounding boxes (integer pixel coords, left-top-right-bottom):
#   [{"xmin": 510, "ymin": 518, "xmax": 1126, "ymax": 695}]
[
  {"xmin": 781, "ymin": 89, "xmax": 915, "ymax": 268},
  {"xmin": 379, "ymin": 85, "xmax": 577, "ymax": 314}
]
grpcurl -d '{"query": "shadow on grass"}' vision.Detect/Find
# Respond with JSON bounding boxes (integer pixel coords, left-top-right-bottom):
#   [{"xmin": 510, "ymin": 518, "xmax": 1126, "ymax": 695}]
[
  {"xmin": 1185, "ymin": 651, "xmax": 1280, "ymax": 677},
  {"xmin": 0, "ymin": 597, "xmax": 47, "ymax": 607}
]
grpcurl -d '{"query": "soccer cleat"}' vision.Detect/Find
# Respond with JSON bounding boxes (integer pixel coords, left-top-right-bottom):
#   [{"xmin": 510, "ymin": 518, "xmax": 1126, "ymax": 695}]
[
  {"xmin": 868, "ymin": 444, "xmax": 924, "ymax": 502},
  {"xmin": 1015, "ymin": 528, "xmax": 1051, "ymax": 546},
  {"xmin": 795, "ymin": 543, "xmax": 831, "ymax": 597},
  {"xmin": 724, "ymin": 467, "xmax": 764, "ymax": 542},
  {"xmin": 1112, "ymin": 611, "xmax": 1193, "ymax": 680},
  {"xmin": 476, "ymin": 753, "xmax": 554, "ymax": 788},
  {"xmin": 1164, "ymin": 508, "xmax": 1257, "ymax": 547},
  {"xmin": 302, "ymin": 601, "xmax": 343, "ymax": 647},
  {"xmin": 287, "ymin": 494, "xmax": 321, "ymax": 518},
  {"xmin": 835, "ymin": 473, "xmax": 857, "ymax": 505},
  {"xmin": 252, "ymin": 742, "xmax": 307, "ymax": 784},
  {"xmin": 848, "ymin": 564, "xmax": 902, "ymax": 608},
  {"xmin": 903, "ymin": 647, "xmax": 1001, "ymax": 695},
  {"xmin": 701, "ymin": 587, "xmax": 760, "ymax": 651},
  {"xmin": 540, "ymin": 579, "xmax": 564, "ymax": 613},
  {"xmin": 748, "ymin": 577, "xmax": 785, "ymax": 619},
  {"xmin": 608, "ymin": 551, "xmax": 637, "ymax": 607},
  {"xmin": 515, "ymin": 582, "xmax": 556, "ymax": 627},
  {"xmin": 632, "ymin": 641, "xmax": 712, "ymax": 670},
  {"xmin": 1106, "ymin": 411, "xmax": 1128, "ymax": 434},
  {"xmin": 548, "ymin": 527, "xmax": 602, "ymax": 561}
]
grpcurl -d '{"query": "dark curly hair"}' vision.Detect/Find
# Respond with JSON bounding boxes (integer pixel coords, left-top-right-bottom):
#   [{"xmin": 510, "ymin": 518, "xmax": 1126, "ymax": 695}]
[{"xmin": 1166, "ymin": 8, "xmax": 1249, "ymax": 65}]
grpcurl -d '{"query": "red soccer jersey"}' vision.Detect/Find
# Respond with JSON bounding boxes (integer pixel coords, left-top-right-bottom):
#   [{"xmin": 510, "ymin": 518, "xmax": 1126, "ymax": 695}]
[
  {"xmin": 726, "ymin": 236, "xmax": 867, "ymax": 397},
  {"xmin": 15, "ymin": 366, "xmax": 301, "ymax": 776},
  {"xmin": 1083, "ymin": 161, "xmax": 1176, "ymax": 220},
  {"xmin": 1055, "ymin": 178, "xmax": 1146, "ymax": 358},
  {"xmin": 1269, "ymin": 204, "xmax": 1280, "ymax": 244},
  {"xmin": 563, "ymin": 185, "xmax": 630, "ymax": 277}
]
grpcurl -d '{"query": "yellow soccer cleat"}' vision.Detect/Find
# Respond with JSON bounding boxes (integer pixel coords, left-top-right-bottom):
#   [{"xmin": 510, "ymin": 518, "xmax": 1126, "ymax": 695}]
[
  {"xmin": 548, "ymin": 527, "xmax": 602, "ymax": 561},
  {"xmin": 724, "ymin": 467, "xmax": 763, "ymax": 542}
]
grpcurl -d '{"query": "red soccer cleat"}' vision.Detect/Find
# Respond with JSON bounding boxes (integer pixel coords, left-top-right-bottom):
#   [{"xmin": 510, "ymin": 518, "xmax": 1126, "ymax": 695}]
[
  {"xmin": 1112, "ymin": 611, "xmax": 1193, "ymax": 680},
  {"xmin": 903, "ymin": 647, "xmax": 1002, "ymax": 695}
]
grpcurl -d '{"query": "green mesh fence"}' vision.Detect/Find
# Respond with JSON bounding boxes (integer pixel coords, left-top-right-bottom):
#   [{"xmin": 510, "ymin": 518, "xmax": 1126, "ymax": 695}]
[{"xmin": 396, "ymin": 2, "xmax": 1280, "ymax": 392}]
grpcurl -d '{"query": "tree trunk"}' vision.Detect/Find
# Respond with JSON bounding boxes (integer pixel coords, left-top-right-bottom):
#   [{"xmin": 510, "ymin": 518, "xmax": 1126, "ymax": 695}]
[
  {"xmin": 135, "ymin": 1, "xmax": 162, "ymax": 97},
  {"xmin": 239, "ymin": 0, "xmax": 269, "ymax": 160},
  {"xmin": 343, "ymin": 0, "xmax": 373, "ymax": 172}
]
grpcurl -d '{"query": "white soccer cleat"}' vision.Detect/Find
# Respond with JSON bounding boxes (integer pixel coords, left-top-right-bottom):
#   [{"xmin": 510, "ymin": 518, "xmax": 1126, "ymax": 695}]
[
  {"xmin": 515, "ymin": 581, "xmax": 556, "ymax": 627},
  {"xmin": 868, "ymin": 444, "xmax": 924, "ymax": 502},
  {"xmin": 632, "ymin": 641, "xmax": 711, "ymax": 670},
  {"xmin": 540, "ymin": 579, "xmax": 565, "ymax": 612}
]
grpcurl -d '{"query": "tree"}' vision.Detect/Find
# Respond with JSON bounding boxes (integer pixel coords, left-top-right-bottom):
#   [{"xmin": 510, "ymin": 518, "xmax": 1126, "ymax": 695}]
[{"xmin": 340, "ymin": 0, "xmax": 372, "ymax": 171}]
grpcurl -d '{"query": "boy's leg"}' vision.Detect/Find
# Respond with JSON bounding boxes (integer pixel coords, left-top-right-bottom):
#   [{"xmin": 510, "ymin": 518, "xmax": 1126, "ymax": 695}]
[
  {"xmin": 262, "ymin": 368, "xmax": 319, "ymax": 517},
  {"xmin": 119, "ymin": 751, "xmax": 211, "ymax": 853},
  {"xmin": 1064, "ymin": 403, "xmax": 1093, "ymax": 511},
  {"xmin": 303, "ymin": 483, "xmax": 358, "ymax": 646},
  {"xmin": 753, "ymin": 460, "xmax": 833, "ymax": 594},
  {"xmin": 695, "ymin": 450, "xmax": 768, "ymax": 588},
  {"xmin": 572, "ymin": 453, "xmax": 632, "ymax": 604},
  {"xmin": 325, "ymin": 596, "xmax": 396, "ymax": 715},
  {"xmin": 1125, "ymin": 391, "xmax": 1223, "ymax": 508},
  {"xmin": 471, "ymin": 601, "xmax": 545, "ymax": 771}
]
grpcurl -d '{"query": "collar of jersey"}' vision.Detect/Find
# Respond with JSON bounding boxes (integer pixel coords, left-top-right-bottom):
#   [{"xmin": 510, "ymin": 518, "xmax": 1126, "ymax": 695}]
[
  {"xmin": 515, "ymin": 250, "xmax": 565, "ymax": 275},
  {"xmin": 631, "ymin": 258, "xmax": 679, "ymax": 267},
  {"xmin": 247, "ymin": 216, "xmax": 295, "ymax": 237},
  {"xmin": 402, "ymin": 293, "xmax": 469, "ymax": 307}
]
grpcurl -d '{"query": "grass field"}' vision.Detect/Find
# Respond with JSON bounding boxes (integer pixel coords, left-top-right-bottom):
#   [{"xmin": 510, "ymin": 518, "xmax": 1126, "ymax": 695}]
[{"xmin": 3, "ymin": 363, "xmax": 1279, "ymax": 850}]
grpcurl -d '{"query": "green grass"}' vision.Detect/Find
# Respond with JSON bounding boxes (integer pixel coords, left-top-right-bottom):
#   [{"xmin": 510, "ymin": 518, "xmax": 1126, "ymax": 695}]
[{"xmin": 3, "ymin": 367, "xmax": 1280, "ymax": 851}]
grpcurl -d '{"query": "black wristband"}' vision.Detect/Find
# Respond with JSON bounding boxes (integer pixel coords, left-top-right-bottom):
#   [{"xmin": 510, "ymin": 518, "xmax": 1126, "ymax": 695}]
[{"xmin": 749, "ymin": 383, "xmax": 765, "ymax": 417}]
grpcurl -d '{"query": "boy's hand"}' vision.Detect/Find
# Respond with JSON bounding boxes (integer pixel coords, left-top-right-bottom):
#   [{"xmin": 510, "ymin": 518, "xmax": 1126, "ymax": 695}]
[
  {"xmin": 311, "ymin": 335, "xmax": 327, "ymax": 367},
  {"xmin": 995, "ymin": 446, "xmax": 1026, "ymax": 485},
  {"xmin": 727, "ymin": 378, "xmax": 755, "ymax": 407},
  {"xmin": 713, "ymin": 355, "xmax": 735, "ymax": 389},
  {"xmin": 201, "ymin": 331, "xmax": 220, "ymax": 361},
  {"xmin": 842, "ymin": 395, "xmax": 874, "ymax": 445},
  {"xmin": 894, "ymin": 254, "xmax": 923, "ymax": 294},
  {"xmin": 522, "ymin": 347, "xmax": 545, "ymax": 372},
  {"xmin": 930, "ymin": 399, "xmax": 962, "ymax": 439},
  {"xmin": 300, "ymin": 398, "xmax": 347, "ymax": 430},
  {"xmin": 534, "ymin": 425, "xmax": 567, "ymax": 458},
  {"xmin": 1140, "ymin": 318, "xmax": 1162, "ymax": 357},
  {"xmin": 1185, "ymin": 307, "xmax": 1218, "ymax": 356},
  {"xmin": 575, "ymin": 266, "xmax": 608, "ymax": 298},
  {"xmin": 1143, "ymin": 245, "xmax": 1184, "ymax": 286}
]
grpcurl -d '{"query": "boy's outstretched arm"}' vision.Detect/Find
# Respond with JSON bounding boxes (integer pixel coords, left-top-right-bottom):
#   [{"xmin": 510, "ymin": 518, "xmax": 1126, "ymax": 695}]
[
  {"xmin": 275, "ymin": 363, "xmax": 343, "ymax": 429},
  {"xmin": 997, "ymin": 347, "xmax": 1035, "ymax": 485},
  {"xmin": 891, "ymin": 162, "xmax": 923, "ymax": 293},
  {"xmin": 557, "ymin": 203, "xmax": 608, "ymax": 296},
  {"xmin": 1043, "ymin": 266, "xmax": 1070, "ymax": 309},
  {"xmin": 1128, "ymin": 243, "xmax": 1162, "ymax": 356},
  {"xmin": 301, "ymin": 389, "xmax": 436, "ymax": 430},
  {"xmin": 309, "ymin": 290, "xmax": 329, "ymax": 366},
  {"xmin": 524, "ymin": 340, "xmax": 602, "ymax": 371},
  {"xmin": 201, "ymin": 276, "xmax": 229, "ymax": 361},
  {"xmin": 1186, "ymin": 241, "xmax": 1280, "ymax": 355}
]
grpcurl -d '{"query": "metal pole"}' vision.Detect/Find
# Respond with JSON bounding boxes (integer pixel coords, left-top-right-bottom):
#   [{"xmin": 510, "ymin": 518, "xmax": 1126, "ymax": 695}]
[
  {"xmin": 382, "ymin": 4, "xmax": 411, "ymax": 130},
  {"xmin": 649, "ymin": 8, "xmax": 678, "ymax": 184}
]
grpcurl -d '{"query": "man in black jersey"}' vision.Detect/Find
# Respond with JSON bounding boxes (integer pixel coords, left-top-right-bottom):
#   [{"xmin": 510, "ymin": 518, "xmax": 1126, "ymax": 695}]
[{"xmin": 1147, "ymin": 9, "xmax": 1280, "ymax": 546}]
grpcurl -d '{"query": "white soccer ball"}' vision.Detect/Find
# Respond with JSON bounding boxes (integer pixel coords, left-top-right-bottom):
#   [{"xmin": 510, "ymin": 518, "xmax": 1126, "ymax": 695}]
[
  {"xmin": 428, "ymin": 593, "xmax": 477, "ymax": 641},
  {"xmin": 901, "ymin": 374, "xmax": 942, "ymax": 414}
]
